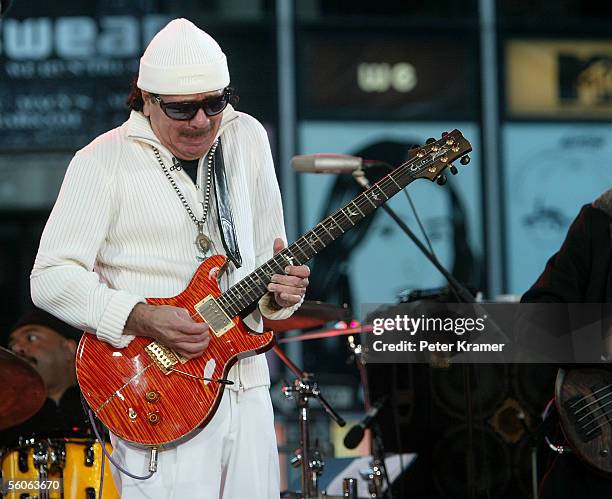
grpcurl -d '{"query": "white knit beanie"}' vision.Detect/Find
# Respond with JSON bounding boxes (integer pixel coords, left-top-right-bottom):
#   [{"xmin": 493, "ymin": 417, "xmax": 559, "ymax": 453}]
[{"xmin": 137, "ymin": 18, "xmax": 230, "ymax": 95}]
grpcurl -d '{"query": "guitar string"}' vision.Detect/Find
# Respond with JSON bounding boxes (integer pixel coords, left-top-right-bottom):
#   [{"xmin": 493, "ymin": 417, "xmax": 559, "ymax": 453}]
[
  {"xmin": 565, "ymin": 385, "xmax": 612, "ymax": 436},
  {"xmin": 584, "ymin": 405, "xmax": 612, "ymax": 436},
  {"xmin": 581, "ymin": 397, "xmax": 612, "ymax": 429},
  {"xmin": 577, "ymin": 395, "xmax": 612, "ymax": 426},
  {"xmin": 569, "ymin": 383, "xmax": 612, "ymax": 410},
  {"xmin": 182, "ymin": 136, "xmax": 466, "ymax": 321},
  {"xmin": 213, "ymin": 166, "xmax": 413, "ymax": 316},
  {"xmin": 181, "ymin": 165, "xmax": 406, "ymax": 322},
  {"xmin": 217, "ymin": 140, "xmax": 465, "ymax": 316},
  {"xmin": 570, "ymin": 386, "xmax": 612, "ymax": 422},
  {"xmin": 85, "ymin": 137, "xmax": 465, "ymax": 441}
]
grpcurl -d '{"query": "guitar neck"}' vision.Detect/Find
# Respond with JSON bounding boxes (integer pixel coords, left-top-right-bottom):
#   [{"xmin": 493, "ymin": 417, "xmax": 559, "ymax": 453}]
[{"xmin": 215, "ymin": 160, "xmax": 417, "ymax": 318}]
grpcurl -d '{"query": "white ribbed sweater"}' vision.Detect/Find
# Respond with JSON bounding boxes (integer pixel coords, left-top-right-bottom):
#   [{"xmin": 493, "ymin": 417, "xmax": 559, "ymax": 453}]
[{"xmin": 31, "ymin": 106, "xmax": 296, "ymax": 389}]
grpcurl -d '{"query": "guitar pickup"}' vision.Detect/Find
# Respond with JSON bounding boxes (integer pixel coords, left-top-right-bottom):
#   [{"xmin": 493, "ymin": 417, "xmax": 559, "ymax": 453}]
[{"xmin": 194, "ymin": 296, "xmax": 234, "ymax": 337}]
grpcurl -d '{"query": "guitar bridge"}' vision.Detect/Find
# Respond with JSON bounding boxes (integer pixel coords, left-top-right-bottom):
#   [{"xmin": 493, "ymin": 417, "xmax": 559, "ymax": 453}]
[
  {"xmin": 145, "ymin": 342, "xmax": 186, "ymax": 374},
  {"xmin": 194, "ymin": 295, "xmax": 234, "ymax": 337}
]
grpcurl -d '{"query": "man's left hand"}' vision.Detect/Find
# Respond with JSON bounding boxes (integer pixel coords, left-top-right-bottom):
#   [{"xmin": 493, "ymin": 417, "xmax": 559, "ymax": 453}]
[{"xmin": 267, "ymin": 238, "xmax": 310, "ymax": 308}]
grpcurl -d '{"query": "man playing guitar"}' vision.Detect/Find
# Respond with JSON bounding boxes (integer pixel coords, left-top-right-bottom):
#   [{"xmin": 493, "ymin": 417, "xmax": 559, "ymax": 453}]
[
  {"xmin": 522, "ymin": 188, "xmax": 612, "ymax": 498},
  {"xmin": 30, "ymin": 18, "xmax": 309, "ymax": 498}
]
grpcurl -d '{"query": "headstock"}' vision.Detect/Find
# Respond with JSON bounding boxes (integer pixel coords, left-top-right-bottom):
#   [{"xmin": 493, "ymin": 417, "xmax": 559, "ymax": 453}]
[{"xmin": 408, "ymin": 130, "xmax": 472, "ymax": 184}]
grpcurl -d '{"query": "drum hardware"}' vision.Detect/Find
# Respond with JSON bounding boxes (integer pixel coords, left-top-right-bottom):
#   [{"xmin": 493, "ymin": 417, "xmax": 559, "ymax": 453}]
[
  {"xmin": 84, "ymin": 442, "xmax": 95, "ymax": 467},
  {"xmin": 49, "ymin": 440, "xmax": 66, "ymax": 471},
  {"xmin": 32, "ymin": 441, "xmax": 50, "ymax": 497},
  {"xmin": 17, "ymin": 442, "xmax": 30, "ymax": 473},
  {"xmin": 274, "ymin": 344, "xmax": 346, "ymax": 499},
  {"xmin": 346, "ymin": 337, "xmax": 393, "ymax": 499},
  {"xmin": 264, "ymin": 301, "xmax": 351, "ymax": 335},
  {"xmin": 289, "ymin": 448, "xmax": 302, "ymax": 469},
  {"xmin": 342, "ymin": 477, "xmax": 358, "ymax": 498},
  {"xmin": 359, "ymin": 462, "xmax": 383, "ymax": 497},
  {"xmin": 1, "ymin": 438, "xmax": 120, "ymax": 498},
  {"xmin": 277, "ymin": 324, "xmax": 373, "ymax": 345}
]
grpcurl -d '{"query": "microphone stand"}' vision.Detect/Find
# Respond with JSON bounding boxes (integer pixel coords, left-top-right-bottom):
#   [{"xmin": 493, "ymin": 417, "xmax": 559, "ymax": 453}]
[
  {"xmin": 274, "ymin": 344, "xmax": 346, "ymax": 499},
  {"xmin": 348, "ymin": 336, "xmax": 394, "ymax": 499},
  {"xmin": 370, "ymin": 422, "xmax": 393, "ymax": 499},
  {"xmin": 351, "ymin": 167, "xmax": 478, "ymax": 499},
  {"xmin": 352, "ymin": 168, "xmax": 475, "ymax": 305}
]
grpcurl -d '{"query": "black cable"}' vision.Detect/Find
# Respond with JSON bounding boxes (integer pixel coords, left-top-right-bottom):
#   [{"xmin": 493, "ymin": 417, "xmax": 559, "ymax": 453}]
[
  {"xmin": 369, "ymin": 159, "xmax": 451, "ymax": 295},
  {"xmin": 475, "ymin": 366, "xmax": 493, "ymax": 499},
  {"xmin": 372, "ymin": 423, "xmax": 393, "ymax": 499},
  {"xmin": 391, "ymin": 364, "xmax": 405, "ymax": 499},
  {"xmin": 463, "ymin": 365, "xmax": 477, "ymax": 499},
  {"xmin": 402, "ymin": 188, "xmax": 436, "ymax": 259},
  {"xmin": 88, "ymin": 410, "xmax": 156, "ymax": 481}
]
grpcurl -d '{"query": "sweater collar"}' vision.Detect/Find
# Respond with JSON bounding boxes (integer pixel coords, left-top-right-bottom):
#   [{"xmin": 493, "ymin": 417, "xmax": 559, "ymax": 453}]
[{"xmin": 126, "ymin": 104, "xmax": 239, "ymax": 156}]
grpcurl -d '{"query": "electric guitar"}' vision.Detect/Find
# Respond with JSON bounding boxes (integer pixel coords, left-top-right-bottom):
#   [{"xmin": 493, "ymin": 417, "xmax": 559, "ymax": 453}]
[
  {"xmin": 556, "ymin": 367, "xmax": 612, "ymax": 475},
  {"xmin": 76, "ymin": 130, "xmax": 473, "ymax": 446}
]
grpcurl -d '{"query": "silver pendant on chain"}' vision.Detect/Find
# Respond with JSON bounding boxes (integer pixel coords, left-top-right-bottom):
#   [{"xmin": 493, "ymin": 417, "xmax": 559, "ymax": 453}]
[
  {"xmin": 152, "ymin": 142, "xmax": 218, "ymax": 263},
  {"xmin": 195, "ymin": 233, "xmax": 212, "ymax": 254}
]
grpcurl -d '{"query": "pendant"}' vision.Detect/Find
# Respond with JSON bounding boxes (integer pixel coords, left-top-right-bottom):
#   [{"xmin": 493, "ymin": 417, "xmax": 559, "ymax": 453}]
[{"xmin": 195, "ymin": 233, "xmax": 212, "ymax": 254}]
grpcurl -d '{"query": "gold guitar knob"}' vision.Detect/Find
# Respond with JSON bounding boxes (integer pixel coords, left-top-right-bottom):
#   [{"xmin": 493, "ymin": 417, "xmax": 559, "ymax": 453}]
[
  {"xmin": 146, "ymin": 390, "xmax": 160, "ymax": 403},
  {"xmin": 147, "ymin": 412, "xmax": 160, "ymax": 425}
]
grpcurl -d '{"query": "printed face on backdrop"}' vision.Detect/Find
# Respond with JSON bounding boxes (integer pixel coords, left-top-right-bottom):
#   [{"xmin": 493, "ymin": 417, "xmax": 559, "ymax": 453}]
[
  {"xmin": 299, "ymin": 123, "xmax": 481, "ymax": 308},
  {"xmin": 350, "ymin": 180, "xmax": 454, "ymax": 304},
  {"xmin": 505, "ymin": 128, "xmax": 612, "ymax": 293},
  {"xmin": 514, "ymin": 144, "xmax": 610, "ymax": 246}
]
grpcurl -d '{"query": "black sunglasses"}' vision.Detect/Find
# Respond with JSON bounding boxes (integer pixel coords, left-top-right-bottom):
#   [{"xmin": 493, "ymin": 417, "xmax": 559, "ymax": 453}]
[{"xmin": 153, "ymin": 89, "xmax": 231, "ymax": 121}]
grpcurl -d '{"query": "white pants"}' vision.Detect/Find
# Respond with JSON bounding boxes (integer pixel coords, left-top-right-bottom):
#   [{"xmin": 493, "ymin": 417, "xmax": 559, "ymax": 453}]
[{"xmin": 109, "ymin": 386, "xmax": 280, "ymax": 499}]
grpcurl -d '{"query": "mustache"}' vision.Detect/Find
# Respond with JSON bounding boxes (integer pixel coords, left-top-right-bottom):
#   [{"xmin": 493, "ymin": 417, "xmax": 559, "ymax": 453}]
[{"xmin": 180, "ymin": 126, "xmax": 213, "ymax": 138}]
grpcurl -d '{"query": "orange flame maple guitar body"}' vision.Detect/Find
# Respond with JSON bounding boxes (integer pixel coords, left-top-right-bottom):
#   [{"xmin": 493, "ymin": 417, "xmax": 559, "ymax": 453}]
[{"xmin": 76, "ymin": 255, "xmax": 274, "ymax": 446}]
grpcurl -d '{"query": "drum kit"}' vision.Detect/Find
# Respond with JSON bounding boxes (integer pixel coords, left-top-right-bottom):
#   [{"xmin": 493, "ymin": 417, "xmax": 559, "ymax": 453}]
[
  {"xmin": 265, "ymin": 302, "xmax": 388, "ymax": 499},
  {"xmin": 0, "ymin": 302, "xmax": 380, "ymax": 499},
  {"xmin": 0, "ymin": 346, "xmax": 118, "ymax": 499}
]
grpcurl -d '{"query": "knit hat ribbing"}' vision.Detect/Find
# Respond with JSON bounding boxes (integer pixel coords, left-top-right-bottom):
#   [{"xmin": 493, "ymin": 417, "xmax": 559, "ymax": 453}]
[{"xmin": 137, "ymin": 18, "xmax": 230, "ymax": 95}]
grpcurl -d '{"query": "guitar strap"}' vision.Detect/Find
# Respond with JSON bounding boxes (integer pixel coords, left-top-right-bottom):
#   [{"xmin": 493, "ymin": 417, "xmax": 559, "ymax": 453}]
[{"xmin": 213, "ymin": 138, "xmax": 242, "ymax": 269}]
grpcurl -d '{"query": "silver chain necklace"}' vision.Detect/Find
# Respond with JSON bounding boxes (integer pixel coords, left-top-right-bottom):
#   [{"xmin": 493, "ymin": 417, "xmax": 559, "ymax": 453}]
[{"xmin": 153, "ymin": 139, "xmax": 219, "ymax": 258}]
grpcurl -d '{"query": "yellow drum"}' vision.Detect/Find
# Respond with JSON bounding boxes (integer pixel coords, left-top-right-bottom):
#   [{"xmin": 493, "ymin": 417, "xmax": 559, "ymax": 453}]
[{"xmin": 1, "ymin": 438, "xmax": 119, "ymax": 499}]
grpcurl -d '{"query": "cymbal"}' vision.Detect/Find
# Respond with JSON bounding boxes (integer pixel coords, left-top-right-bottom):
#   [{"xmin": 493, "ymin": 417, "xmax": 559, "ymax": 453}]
[
  {"xmin": 0, "ymin": 346, "xmax": 46, "ymax": 430},
  {"xmin": 277, "ymin": 324, "xmax": 374, "ymax": 343},
  {"xmin": 263, "ymin": 301, "xmax": 351, "ymax": 333}
]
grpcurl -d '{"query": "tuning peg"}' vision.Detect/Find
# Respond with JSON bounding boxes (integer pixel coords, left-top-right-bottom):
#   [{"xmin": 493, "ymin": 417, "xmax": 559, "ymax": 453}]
[
  {"xmin": 426, "ymin": 138, "xmax": 436, "ymax": 144},
  {"xmin": 460, "ymin": 155, "xmax": 471, "ymax": 165},
  {"xmin": 436, "ymin": 174, "xmax": 447, "ymax": 186},
  {"xmin": 450, "ymin": 165, "xmax": 458, "ymax": 175}
]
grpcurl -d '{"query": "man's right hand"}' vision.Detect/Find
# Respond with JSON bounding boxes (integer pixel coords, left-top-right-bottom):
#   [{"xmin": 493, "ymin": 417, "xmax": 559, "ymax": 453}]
[{"xmin": 124, "ymin": 303, "xmax": 210, "ymax": 359}]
